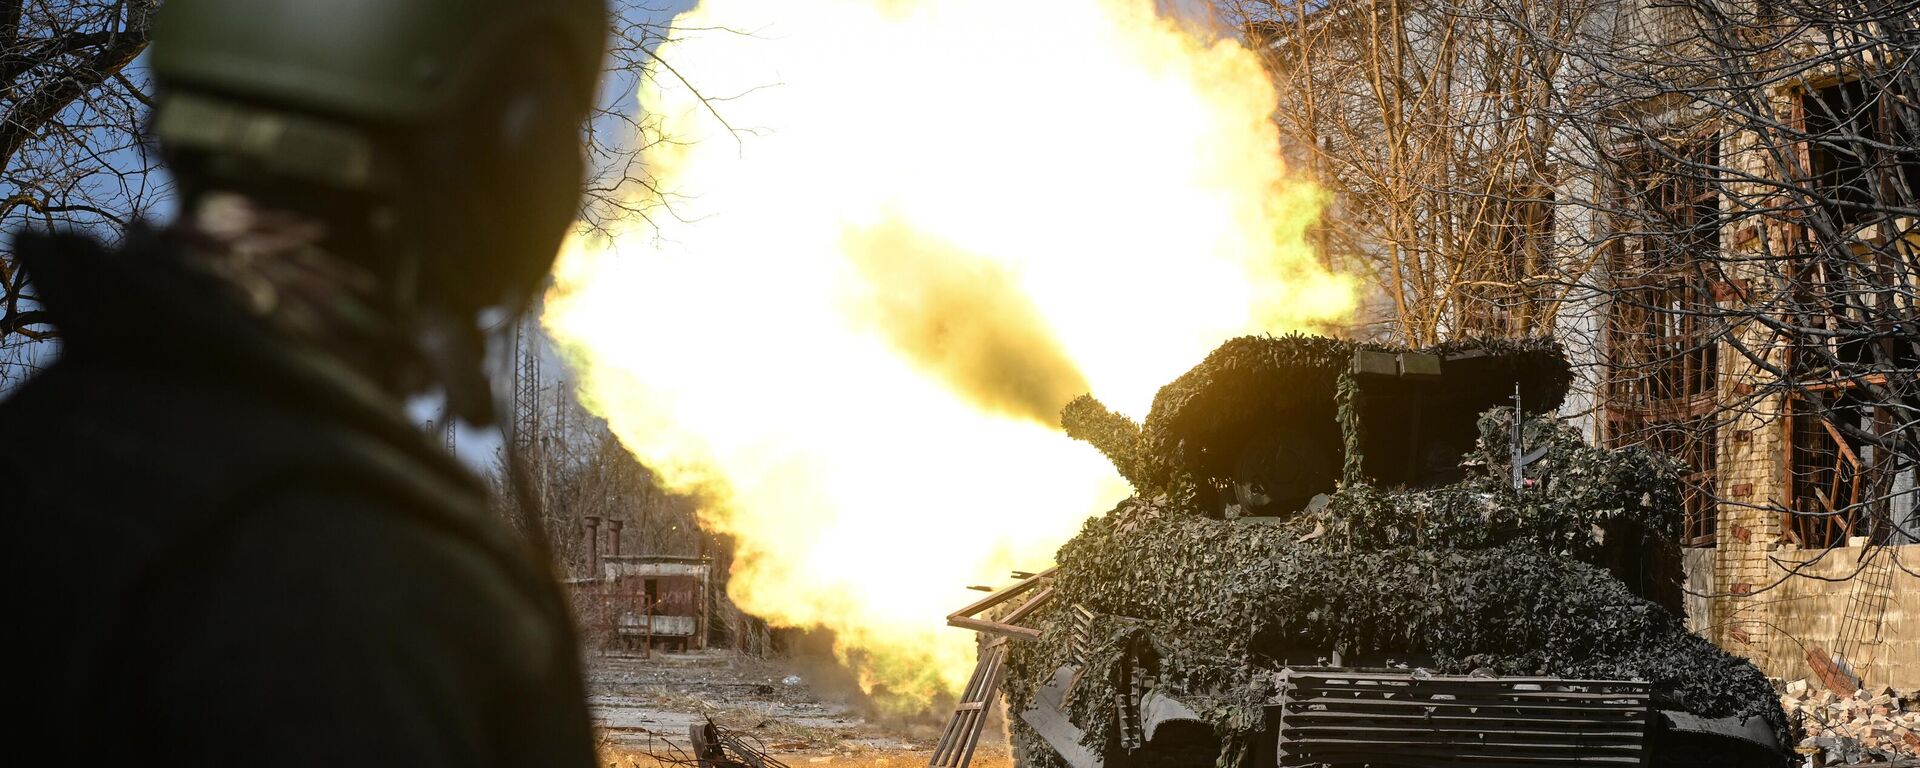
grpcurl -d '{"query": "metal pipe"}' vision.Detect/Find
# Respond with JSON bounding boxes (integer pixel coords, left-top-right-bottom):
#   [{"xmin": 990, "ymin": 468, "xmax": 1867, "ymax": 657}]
[{"xmin": 584, "ymin": 516, "xmax": 602, "ymax": 578}]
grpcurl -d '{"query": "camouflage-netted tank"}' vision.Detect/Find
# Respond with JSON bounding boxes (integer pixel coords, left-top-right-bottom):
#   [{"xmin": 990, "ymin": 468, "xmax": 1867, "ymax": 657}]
[{"xmin": 949, "ymin": 334, "xmax": 1788, "ymax": 768}]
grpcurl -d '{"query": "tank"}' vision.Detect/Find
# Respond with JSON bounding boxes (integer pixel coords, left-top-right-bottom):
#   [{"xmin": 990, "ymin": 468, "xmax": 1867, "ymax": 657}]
[{"xmin": 941, "ymin": 334, "xmax": 1789, "ymax": 768}]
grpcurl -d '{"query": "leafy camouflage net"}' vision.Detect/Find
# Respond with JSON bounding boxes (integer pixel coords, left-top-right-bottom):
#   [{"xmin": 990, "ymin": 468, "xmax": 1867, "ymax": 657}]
[
  {"xmin": 1139, "ymin": 334, "xmax": 1570, "ymax": 484},
  {"xmin": 1061, "ymin": 394, "xmax": 1152, "ymax": 490},
  {"xmin": 1006, "ymin": 335, "xmax": 1786, "ymax": 767}
]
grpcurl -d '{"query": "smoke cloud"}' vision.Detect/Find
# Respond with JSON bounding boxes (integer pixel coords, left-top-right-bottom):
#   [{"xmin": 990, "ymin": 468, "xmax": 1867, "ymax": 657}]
[{"xmin": 844, "ymin": 219, "xmax": 1090, "ymax": 426}]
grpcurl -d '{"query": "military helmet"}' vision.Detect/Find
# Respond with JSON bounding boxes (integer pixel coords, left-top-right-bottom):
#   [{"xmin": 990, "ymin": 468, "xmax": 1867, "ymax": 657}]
[
  {"xmin": 151, "ymin": 0, "xmax": 605, "ymax": 131},
  {"xmin": 148, "ymin": 0, "xmax": 609, "ymax": 318}
]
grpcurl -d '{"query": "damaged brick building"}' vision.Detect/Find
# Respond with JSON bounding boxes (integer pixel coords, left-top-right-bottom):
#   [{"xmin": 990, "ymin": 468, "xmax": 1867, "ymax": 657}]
[
  {"xmin": 1247, "ymin": 0, "xmax": 1919, "ymax": 694},
  {"xmin": 1587, "ymin": 4, "xmax": 1920, "ymax": 693}
]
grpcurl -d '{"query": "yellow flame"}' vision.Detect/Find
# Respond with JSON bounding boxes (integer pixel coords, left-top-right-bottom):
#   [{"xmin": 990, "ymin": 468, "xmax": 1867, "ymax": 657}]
[{"xmin": 544, "ymin": 0, "xmax": 1354, "ymax": 712}]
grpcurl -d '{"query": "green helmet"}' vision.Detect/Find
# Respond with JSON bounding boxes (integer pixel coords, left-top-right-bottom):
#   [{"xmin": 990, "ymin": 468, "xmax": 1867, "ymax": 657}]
[
  {"xmin": 151, "ymin": 0, "xmax": 606, "ymax": 132},
  {"xmin": 148, "ymin": 0, "xmax": 610, "ymax": 320}
]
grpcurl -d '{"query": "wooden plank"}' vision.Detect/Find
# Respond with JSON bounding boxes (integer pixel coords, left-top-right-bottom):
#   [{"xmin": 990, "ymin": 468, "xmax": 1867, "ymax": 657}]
[
  {"xmin": 1287, "ymin": 684, "xmax": 1650, "ymax": 697},
  {"xmin": 1285, "ymin": 724, "xmax": 1646, "ymax": 740},
  {"xmin": 1285, "ymin": 672, "xmax": 1647, "ymax": 686},
  {"xmin": 1288, "ymin": 686, "xmax": 1651, "ymax": 703},
  {"xmin": 929, "ymin": 640, "xmax": 1008, "ymax": 768},
  {"xmin": 1287, "ymin": 722, "xmax": 1647, "ymax": 738},
  {"xmin": 944, "ymin": 616, "xmax": 1042, "ymax": 640},
  {"xmin": 1817, "ymin": 416, "xmax": 1860, "ymax": 469},
  {"xmin": 1284, "ymin": 748, "xmax": 1644, "ymax": 763},
  {"xmin": 944, "ymin": 568, "xmax": 1054, "ymax": 626},
  {"xmin": 1000, "ymin": 586, "xmax": 1055, "ymax": 626},
  {"xmin": 1286, "ymin": 737, "xmax": 1642, "ymax": 753},
  {"xmin": 1285, "ymin": 676, "xmax": 1648, "ymax": 693},
  {"xmin": 1281, "ymin": 749, "xmax": 1644, "ymax": 767}
]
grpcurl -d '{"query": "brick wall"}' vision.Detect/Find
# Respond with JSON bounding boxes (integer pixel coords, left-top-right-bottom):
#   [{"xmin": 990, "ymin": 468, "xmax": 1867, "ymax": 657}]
[
  {"xmin": 1690, "ymin": 541, "xmax": 1920, "ymax": 690},
  {"xmin": 1704, "ymin": 302, "xmax": 1792, "ymax": 667},
  {"xmin": 1694, "ymin": 316, "xmax": 1916, "ymax": 687},
  {"xmin": 1674, "ymin": 94, "xmax": 1920, "ymax": 690}
]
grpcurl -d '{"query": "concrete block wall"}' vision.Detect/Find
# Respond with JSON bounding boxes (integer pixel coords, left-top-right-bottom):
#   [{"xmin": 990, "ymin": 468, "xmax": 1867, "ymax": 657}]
[
  {"xmin": 1757, "ymin": 544, "xmax": 1919, "ymax": 690},
  {"xmin": 1694, "ymin": 329, "xmax": 1917, "ymax": 688}
]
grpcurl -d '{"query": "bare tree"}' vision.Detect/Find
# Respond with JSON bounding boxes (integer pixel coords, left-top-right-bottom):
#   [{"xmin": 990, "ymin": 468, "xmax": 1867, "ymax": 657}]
[
  {"xmin": 578, "ymin": 1, "xmax": 683, "ymax": 236},
  {"xmin": 488, "ymin": 375, "xmax": 775, "ymax": 652},
  {"xmin": 1229, "ymin": 0, "xmax": 1602, "ymax": 346},
  {"xmin": 491, "ymin": 375, "xmax": 704, "ymax": 579},
  {"xmin": 1519, "ymin": 0, "xmax": 1920, "ymax": 549},
  {"xmin": 2, "ymin": 1, "xmax": 696, "ymax": 378},
  {"xmin": 1, "ymin": 0, "xmax": 160, "ymax": 359},
  {"xmin": 1221, "ymin": 0, "xmax": 1916, "ymax": 699},
  {"xmin": 1226, "ymin": 0, "xmax": 1915, "ymax": 548}
]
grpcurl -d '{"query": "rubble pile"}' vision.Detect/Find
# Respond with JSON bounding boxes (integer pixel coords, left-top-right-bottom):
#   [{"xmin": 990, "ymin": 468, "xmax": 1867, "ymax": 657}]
[{"xmin": 1780, "ymin": 680, "xmax": 1920, "ymax": 764}]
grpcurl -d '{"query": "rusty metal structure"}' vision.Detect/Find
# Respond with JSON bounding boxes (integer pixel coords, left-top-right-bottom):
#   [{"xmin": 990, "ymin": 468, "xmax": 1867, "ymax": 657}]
[
  {"xmin": 618, "ymin": 717, "xmax": 791, "ymax": 768},
  {"xmin": 571, "ymin": 517, "xmax": 714, "ymax": 655},
  {"xmin": 598, "ymin": 554, "xmax": 710, "ymax": 653}
]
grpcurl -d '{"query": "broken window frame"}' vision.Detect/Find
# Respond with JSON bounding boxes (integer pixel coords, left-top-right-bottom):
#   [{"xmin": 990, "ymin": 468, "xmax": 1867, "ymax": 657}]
[
  {"xmin": 1602, "ymin": 130, "xmax": 1723, "ymax": 547},
  {"xmin": 1782, "ymin": 382, "xmax": 1901, "ymax": 549},
  {"xmin": 1795, "ymin": 76, "xmax": 1920, "ymax": 229}
]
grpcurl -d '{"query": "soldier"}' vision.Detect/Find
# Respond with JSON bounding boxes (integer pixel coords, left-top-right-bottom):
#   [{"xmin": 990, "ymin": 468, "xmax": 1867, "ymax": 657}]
[{"xmin": 0, "ymin": 1, "xmax": 608, "ymax": 763}]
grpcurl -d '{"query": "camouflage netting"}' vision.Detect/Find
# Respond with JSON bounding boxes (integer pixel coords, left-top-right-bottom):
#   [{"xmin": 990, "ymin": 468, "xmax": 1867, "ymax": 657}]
[
  {"xmin": 1151, "ymin": 335, "xmax": 1567, "ymax": 484},
  {"xmin": 1007, "ymin": 334, "xmax": 1788, "ymax": 767},
  {"xmin": 1064, "ymin": 334, "xmax": 1574, "ymax": 494}
]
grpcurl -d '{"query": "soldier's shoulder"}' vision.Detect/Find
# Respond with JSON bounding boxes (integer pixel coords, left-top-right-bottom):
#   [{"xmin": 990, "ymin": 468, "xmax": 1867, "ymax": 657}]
[
  {"xmin": 126, "ymin": 483, "xmax": 592, "ymax": 765},
  {"xmin": 217, "ymin": 481, "xmax": 556, "ymax": 620},
  {"xmin": 6, "ymin": 227, "xmax": 109, "ymax": 262}
]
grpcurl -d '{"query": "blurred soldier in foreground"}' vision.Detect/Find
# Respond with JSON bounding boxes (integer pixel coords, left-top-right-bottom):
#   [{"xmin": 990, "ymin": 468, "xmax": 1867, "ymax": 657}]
[{"xmin": 0, "ymin": 1, "xmax": 608, "ymax": 763}]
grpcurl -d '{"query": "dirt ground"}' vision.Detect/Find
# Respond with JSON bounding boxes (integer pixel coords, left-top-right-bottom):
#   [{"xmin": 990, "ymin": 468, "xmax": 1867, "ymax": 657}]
[{"xmin": 589, "ymin": 650, "xmax": 1013, "ymax": 768}]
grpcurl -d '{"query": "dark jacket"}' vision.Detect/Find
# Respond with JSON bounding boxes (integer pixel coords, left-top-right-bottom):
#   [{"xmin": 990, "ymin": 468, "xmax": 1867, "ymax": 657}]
[{"xmin": 0, "ymin": 230, "xmax": 597, "ymax": 766}]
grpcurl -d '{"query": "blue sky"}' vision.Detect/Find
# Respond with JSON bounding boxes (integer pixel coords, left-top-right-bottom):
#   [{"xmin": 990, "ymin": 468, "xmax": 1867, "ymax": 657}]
[{"xmin": 1, "ymin": 1, "xmax": 697, "ymax": 470}]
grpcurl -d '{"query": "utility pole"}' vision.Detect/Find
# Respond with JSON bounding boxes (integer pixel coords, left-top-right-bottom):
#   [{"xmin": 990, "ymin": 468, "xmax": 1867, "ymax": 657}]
[
  {"xmin": 511, "ymin": 312, "xmax": 546, "ymax": 523},
  {"xmin": 511, "ymin": 315, "xmax": 542, "ymax": 457}
]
